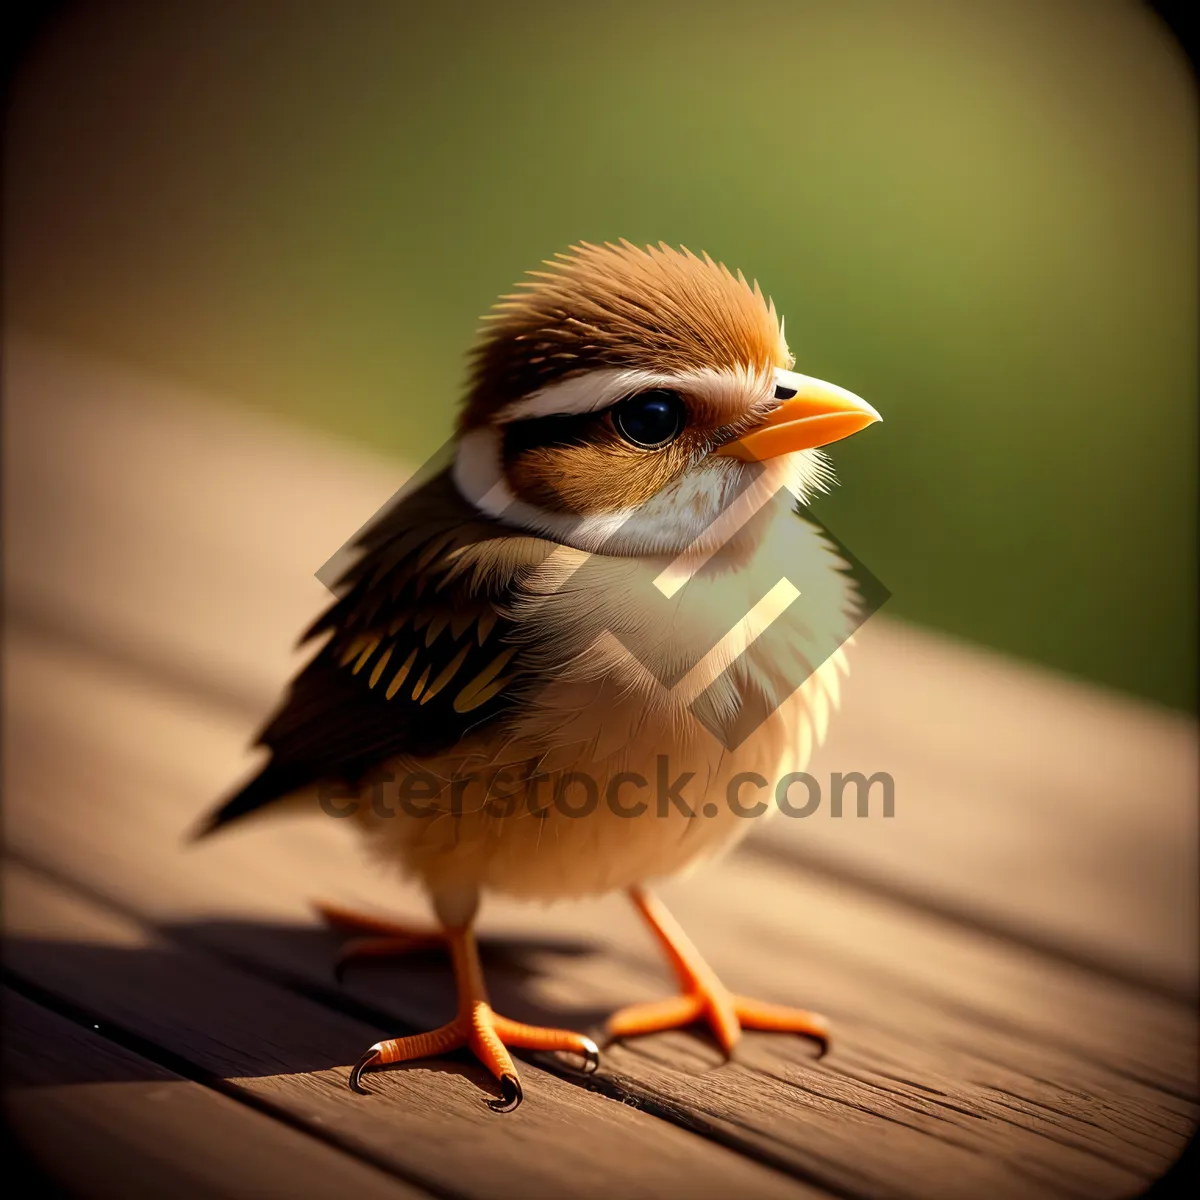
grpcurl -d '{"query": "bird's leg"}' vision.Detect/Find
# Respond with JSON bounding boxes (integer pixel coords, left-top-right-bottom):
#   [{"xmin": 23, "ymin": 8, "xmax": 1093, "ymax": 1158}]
[
  {"xmin": 606, "ymin": 885, "xmax": 829, "ymax": 1056},
  {"xmin": 347, "ymin": 921, "xmax": 599, "ymax": 1112},
  {"xmin": 314, "ymin": 900, "xmax": 447, "ymax": 980}
]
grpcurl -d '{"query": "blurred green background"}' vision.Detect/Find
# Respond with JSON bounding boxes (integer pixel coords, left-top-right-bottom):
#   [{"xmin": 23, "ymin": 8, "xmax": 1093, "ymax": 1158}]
[{"xmin": 5, "ymin": 0, "xmax": 1195, "ymax": 710}]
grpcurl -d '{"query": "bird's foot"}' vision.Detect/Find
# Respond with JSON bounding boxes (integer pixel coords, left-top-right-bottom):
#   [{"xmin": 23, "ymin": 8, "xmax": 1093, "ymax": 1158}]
[
  {"xmin": 349, "ymin": 1002, "xmax": 600, "ymax": 1112},
  {"xmin": 313, "ymin": 899, "xmax": 447, "ymax": 981},
  {"xmin": 324, "ymin": 912, "xmax": 599, "ymax": 1111},
  {"xmin": 612, "ymin": 886, "xmax": 829, "ymax": 1057},
  {"xmin": 606, "ymin": 989, "xmax": 829, "ymax": 1058}
]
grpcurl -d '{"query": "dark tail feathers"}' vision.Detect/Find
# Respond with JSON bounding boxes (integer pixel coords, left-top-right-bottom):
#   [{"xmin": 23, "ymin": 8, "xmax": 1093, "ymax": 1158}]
[{"xmin": 188, "ymin": 763, "xmax": 303, "ymax": 842}]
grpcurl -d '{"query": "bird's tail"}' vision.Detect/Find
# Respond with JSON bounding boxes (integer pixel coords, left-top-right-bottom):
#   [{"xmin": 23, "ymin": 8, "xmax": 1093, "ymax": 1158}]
[{"xmin": 187, "ymin": 762, "xmax": 305, "ymax": 842}]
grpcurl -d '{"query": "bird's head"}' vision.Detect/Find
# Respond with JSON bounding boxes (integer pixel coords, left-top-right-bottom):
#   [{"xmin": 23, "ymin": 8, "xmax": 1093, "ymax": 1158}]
[{"xmin": 452, "ymin": 241, "xmax": 880, "ymax": 556}]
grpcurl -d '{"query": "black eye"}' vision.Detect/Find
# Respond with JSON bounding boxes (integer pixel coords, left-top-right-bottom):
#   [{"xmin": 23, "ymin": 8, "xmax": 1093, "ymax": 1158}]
[
  {"xmin": 612, "ymin": 389, "xmax": 687, "ymax": 449},
  {"xmin": 774, "ymin": 384, "xmax": 798, "ymax": 400}
]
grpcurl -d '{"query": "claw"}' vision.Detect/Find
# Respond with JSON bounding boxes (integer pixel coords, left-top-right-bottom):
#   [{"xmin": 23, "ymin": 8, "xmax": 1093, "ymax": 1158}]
[
  {"xmin": 560, "ymin": 1036, "xmax": 600, "ymax": 1075},
  {"xmin": 488, "ymin": 1072, "xmax": 523, "ymax": 1113},
  {"xmin": 349, "ymin": 1044, "xmax": 384, "ymax": 1093}
]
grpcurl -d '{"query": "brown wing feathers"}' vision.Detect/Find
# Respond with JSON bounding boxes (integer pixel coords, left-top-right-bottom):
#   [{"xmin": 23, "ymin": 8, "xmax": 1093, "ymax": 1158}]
[{"xmin": 195, "ymin": 471, "xmax": 547, "ymax": 836}]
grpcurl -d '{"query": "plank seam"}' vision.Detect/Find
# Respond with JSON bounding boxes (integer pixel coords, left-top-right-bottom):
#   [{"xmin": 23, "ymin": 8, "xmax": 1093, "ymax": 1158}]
[
  {"xmin": 0, "ymin": 967, "xmax": 448, "ymax": 1198},
  {"xmin": 746, "ymin": 839, "xmax": 1196, "ymax": 1007},
  {"xmin": 4, "ymin": 851, "xmax": 841, "ymax": 1199},
  {"xmin": 10, "ymin": 603, "xmax": 1194, "ymax": 1010}
]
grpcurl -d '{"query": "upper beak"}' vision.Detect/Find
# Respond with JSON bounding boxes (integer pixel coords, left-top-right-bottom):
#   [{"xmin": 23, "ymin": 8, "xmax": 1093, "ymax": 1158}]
[{"xmin": 718, "ymin": 369, "xmax": 881, "ymax": 462}]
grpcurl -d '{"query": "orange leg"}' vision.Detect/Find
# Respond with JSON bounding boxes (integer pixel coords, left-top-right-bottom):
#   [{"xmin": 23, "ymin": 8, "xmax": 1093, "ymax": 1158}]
[
  {"xmin": 335, "ymin": 914, "xmax": 599, "ymax": 1112},
  {"xmin": 607, "ymin": 886, "xmax": 829, "ymax": 1056}
]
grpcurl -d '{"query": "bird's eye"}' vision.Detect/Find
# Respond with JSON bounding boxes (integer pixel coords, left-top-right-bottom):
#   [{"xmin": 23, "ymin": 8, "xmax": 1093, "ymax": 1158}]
[
  {"xmin": 612, "ymin": 390, "xmax": 687, "ymax": 449},
  {"xmin": 774, "ymin": 384, "xmax": 798, "ymax": 400}
]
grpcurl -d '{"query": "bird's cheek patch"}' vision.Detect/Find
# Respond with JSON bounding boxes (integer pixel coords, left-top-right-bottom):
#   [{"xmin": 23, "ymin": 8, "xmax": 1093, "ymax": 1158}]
[{"xmin": 505, "ymin": 437, "xmax": 696, "ymax": 516}]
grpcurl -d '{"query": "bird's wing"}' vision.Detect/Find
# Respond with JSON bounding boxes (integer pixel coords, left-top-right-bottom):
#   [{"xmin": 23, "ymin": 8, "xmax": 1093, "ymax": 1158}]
[{"xmin": 197, "ymin": 469, "xmax": 558, "ymax": 834}]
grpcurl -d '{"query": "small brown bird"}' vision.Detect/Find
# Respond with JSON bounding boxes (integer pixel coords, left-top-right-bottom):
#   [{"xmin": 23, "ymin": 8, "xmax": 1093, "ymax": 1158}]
[{"xmin": 199, "ymin": 241, "xmax": 881, "ymax": 1111}]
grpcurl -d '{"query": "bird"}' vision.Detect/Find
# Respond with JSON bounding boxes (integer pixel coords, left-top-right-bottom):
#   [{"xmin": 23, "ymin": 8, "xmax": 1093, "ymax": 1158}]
[{"xmin": 196, "ymin": 240, "xmax": 881, "ymax": 1113}]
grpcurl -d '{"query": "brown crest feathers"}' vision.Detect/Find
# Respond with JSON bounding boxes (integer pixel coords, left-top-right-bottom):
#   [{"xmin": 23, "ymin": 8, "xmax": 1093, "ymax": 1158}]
[{"xmin": 460, "ymin": 241, "xmax": 786, "ymax": 430}]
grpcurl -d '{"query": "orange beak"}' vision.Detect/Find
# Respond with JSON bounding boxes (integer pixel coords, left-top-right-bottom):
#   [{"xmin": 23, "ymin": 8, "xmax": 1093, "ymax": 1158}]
[{"xmin": 718, "ymin": 369, "xmax": 881, "ymax": 462}]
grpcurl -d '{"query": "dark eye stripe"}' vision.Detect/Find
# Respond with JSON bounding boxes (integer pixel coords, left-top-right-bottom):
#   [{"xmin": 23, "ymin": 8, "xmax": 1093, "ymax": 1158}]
[{"xmin": 502, "ymin": 410, "xmax": 601, "ymax": 458}]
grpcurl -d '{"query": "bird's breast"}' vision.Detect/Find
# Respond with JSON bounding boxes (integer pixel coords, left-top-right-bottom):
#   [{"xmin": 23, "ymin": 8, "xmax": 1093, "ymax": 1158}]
[{"xmin": 357, "ymin": 505, "xmax": 856, "ymax": 901}]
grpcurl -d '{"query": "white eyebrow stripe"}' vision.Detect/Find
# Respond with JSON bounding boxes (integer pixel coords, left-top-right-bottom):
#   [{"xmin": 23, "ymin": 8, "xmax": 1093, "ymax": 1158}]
[
  {"xmin": 495, "ymin": 363, "xmax": 777, "ymax": 424},
  {"xmin": 494, "ymin": 368, "xmax": 682, "ymax": 423}
]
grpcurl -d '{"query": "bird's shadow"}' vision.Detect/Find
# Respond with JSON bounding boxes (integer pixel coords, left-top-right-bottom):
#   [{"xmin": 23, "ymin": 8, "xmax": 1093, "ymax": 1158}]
[
  {"xmin": 204, "ymin": 915, "xmax": 615, "ymax": 1028},
  {"xmin": 2, "ymin": 916, "xmax": 617, "ymax": 1096}
]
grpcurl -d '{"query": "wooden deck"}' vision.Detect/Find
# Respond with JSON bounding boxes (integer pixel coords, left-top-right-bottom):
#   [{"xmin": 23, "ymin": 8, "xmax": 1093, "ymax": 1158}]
[{"xmin": 4, "ymin": 332, "xmax": 1197, "ymax": 1198}]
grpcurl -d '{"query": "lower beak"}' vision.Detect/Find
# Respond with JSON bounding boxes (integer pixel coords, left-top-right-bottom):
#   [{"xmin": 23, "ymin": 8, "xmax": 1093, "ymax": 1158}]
[{"xmin": 718, "ymin": 369, "xmax": 881, "ymax": 462}]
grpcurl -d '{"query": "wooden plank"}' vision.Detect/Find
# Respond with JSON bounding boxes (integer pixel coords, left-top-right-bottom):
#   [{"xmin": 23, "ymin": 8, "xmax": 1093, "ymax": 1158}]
[
  {"xmin": 2, "ymin": 988, "xmax": 429, "ymax": 1200},
  {"xmin": 5, "ymin": 624, "xmax": 1194, "ymax": 1199},
  {"xmin": 4, "ymin": 331, "xmax": 1196, "ymax": 998},
  {"xmin": 765, "ymin": 620, "xmax": 1199, "ymax": 1002},
  {"xmin": 3, "ymin": 861, "xmax": 816, "ymax": 1200}
]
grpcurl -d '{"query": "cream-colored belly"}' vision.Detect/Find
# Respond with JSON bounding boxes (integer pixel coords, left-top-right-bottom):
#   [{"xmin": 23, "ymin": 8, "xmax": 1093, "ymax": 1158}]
[
  {"xmin": 355, "ymin": 649, "xmax": 843, "ymax": 902},
  {"xmin": 355, "ymin": 499, "xmax": 854, "ymax": 904}
]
